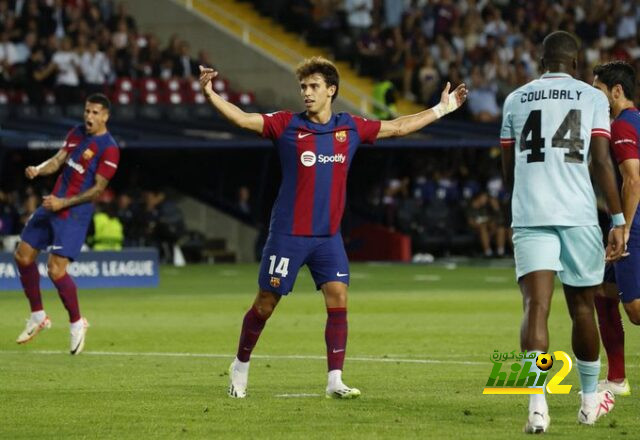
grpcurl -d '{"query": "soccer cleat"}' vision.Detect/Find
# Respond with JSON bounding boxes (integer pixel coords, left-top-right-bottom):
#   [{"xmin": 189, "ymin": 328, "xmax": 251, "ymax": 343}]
[
  {"xmin": 325, "ymin": 384, "xmax": 361, "ymax": 399},
  {"xmin": 598, "ymin": 378, "xmax": 631, "ymax": 396},
  {"xmin": 228, "ymin": 360, "xmax": 248, "ymax": 398},
  {"xmin": 578, "ymin": 390, "xmax": 615, "ymax": 425},
  {"xmin": 16, "ymin": 315, "xmax": 52, "ymax": 344},
  {"xmin": 70, "ymin": 318, "xmax": 89, "ymax": 355},
  {"xmin": 523, "ymin": 411, "xmax": 550, "ymax": 434}
]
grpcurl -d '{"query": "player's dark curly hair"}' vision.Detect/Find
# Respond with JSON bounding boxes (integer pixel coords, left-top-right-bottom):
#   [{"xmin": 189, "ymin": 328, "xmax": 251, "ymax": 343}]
[
  {"xmin": 86, "ymin": 93, "xmax": 111, "ymax": 112},
  {"xmin": 593, "ymin": 61, "xmax": 636, "ymax": 100},
  {"xmin": 296, "ymin": 56, "xmax": 340, "ymax": 102}
]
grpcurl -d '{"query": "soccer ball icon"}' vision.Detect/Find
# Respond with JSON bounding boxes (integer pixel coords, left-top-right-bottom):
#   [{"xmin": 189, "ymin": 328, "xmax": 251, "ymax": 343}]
[{"xmin": 536, "ymin": 353, "xmax": 554, "ymax": 371}]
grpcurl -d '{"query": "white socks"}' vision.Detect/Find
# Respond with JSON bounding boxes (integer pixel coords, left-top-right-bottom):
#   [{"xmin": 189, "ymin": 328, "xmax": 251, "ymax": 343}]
[
  {"xmin": 328, "ymin": 369, "xmax": 343, "ymax": 389},
  {"xmin": 31, "ymin": 310, "xmax": 46, "ymax": 322},
  {"xmin": 70, "ymin": 319, "xmax": 84, "ymax": 332},
  {"xmin": 233, "ymin": 357, "xmax": 250, "ymax": 374}
]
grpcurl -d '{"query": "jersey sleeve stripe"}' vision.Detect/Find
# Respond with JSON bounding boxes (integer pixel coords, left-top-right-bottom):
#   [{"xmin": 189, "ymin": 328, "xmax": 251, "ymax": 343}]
[
  {"xmin": 591, "ymin": 129, "xmax": 611, "ymax": 139},
  {"xmin": 500, "ymin": 138, "xmax": 515, "ymax": 147}
]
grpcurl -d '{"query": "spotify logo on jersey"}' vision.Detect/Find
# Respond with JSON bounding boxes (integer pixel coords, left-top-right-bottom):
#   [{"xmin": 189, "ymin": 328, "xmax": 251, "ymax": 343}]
[{"xmin": 300, "ymin": 151, "xmax": 317, "ymax": 167}]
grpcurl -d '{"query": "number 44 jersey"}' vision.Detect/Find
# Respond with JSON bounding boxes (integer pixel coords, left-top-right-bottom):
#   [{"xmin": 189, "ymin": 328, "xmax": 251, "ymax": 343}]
[{"xmin": 500, "ymin": 72, "xmax": 611, "ymax": 227}]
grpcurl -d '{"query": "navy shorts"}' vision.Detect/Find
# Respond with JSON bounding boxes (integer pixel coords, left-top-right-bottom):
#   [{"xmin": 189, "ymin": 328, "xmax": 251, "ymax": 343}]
[
  {"xmin": 603, "ymin": 245, "xmax": 640, "ymax": 303},
  {"xmin": 21, "ymin": 207, "xmax": 90, "ymax": 261},
  {"xmin": 258, "ymin": 232, "xmax": 350, "ymax": 295}
]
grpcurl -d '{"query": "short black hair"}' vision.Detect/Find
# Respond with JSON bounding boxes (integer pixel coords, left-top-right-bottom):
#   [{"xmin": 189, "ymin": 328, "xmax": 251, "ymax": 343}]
[
  {"xmin": 542, "ymin": 31, "xmax": 579, "ymax": 65},
  {"xmin": 593, "ymin": 61, "xmax": 636, "ymax": 100},
  {"xmin": 86, "ymin": 93, "xmax": 111, "ymax": 111}
]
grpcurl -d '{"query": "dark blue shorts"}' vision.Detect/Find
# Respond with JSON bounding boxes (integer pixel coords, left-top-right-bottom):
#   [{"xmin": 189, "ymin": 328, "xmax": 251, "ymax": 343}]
[
  {"xmin": 258, "ymin": 232, "xmax": 350, "ymax": 295},
  {"xmin": 21, "ymin": 207, "xmax": 90, "ymax": 261},
  {"xmin": 603, "ymin": 246, "xmax": 640, "ymax": 303}
]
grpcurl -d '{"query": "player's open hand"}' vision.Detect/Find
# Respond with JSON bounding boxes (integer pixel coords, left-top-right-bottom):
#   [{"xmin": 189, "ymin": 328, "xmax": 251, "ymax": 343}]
[
  {"xmin": 25, "ymin": 166, "xmax": 39, "ymax": 180},
  {"xmin": 42, "ymin": 195, "xmax": 65, "ymax": 212},
  {"xmin": 437, "ymin": 82, "xmax": 468, "ymax": 116},
  {"xmin": 605, "ymin": 226, "xmax": 626, "ymax": 262},
  {"xmin": 198, "ymin": 65, "xmax": 218, "ymax": 97}
]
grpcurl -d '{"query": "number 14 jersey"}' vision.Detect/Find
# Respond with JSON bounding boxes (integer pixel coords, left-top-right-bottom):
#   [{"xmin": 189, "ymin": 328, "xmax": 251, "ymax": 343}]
[{"xmin": 500, "ymin": 72, "xmax": 611, "ymax": 227}]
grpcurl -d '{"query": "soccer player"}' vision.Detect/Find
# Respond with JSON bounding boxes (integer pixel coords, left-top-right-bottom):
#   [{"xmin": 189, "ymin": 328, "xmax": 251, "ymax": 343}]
[
  {"xmin": 592, "ymin": 60, "xmax": 640, "ymax": 397},
  {"xmin": 14, "ymin": 93, "xmax": 120, "ymax": 355},
  {"xmin": 500, "ymin": 31, "xmax": 625, "ymax": 433},
  {"xmin": 198, "ymin": 57, "xmax": 467, "ymax": 399}
]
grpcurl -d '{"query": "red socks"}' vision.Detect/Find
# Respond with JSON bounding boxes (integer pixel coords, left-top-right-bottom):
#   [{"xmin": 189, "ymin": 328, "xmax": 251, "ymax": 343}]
[
  {"xmin": 18, "ymin": 262, "xmax": 43, "ymax": 312},
  {"xmin": 52, "ymin": 273, "xmax": 81, "ymax": 323},
  {"xmin": 325, "ymin": 307, "xmax": 348, "ymax": 371},
  {"xmin": 236, "ymin": 306, "xmax": 267, "ymax": 362},
  {"xmin": 595, "ymin": 296, "xmax": 626, "ymax": 381}
]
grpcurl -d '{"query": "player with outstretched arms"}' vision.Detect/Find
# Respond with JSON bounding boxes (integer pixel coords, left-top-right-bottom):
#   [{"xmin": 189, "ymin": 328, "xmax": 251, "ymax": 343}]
[
  {"xmin": 500, "ymin": 31, "xmax": 625, "ymax": 433},
  {"xmin": 199, "ymin": 57, "xmax": 467, "ymax": 398},
  {"xmin": 592, "ymin": 60, "xmax": 640, "ymax": 397},
  {"xmin": 14, "ymin": 93, "xmax": 119, "ymax": 355}
]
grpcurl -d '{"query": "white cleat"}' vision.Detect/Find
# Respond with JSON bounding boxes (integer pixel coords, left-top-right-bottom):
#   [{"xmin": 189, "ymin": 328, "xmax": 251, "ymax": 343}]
[
  {"xmin": 524, "ymin": 410, "xmax": 550, "ymax": 434},
  {"xmin": 16, "ymin": 315, "xmax": 52, "ymax": 344},
  {"xmin": 325, "ymin": 384, "xmax": 361, "ymax": 399},
  {"xmin": 598, "ymin": 378, "xmax": 631, "ymax": 396},
  {"xmin": 228, "ymin": 359, "xmax": 248, "ymax": 398},
  {"xmin": 578, "ymin": 390, "xmax": 615, "ymax": 425},
  {"xmin": 70, "ymin": 318, "xmax": 89, "ymax": 355}
]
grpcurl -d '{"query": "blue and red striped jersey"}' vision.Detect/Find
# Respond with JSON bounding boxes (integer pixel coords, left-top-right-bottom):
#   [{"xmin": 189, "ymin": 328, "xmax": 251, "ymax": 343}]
[
  {"xmin": 610, "ymin": 107, "xmax": 640, "ymax": 239},
  {"xmin": 262, "ymin": 111, "xmax": 381, "ymax": 236},
  {"xmin": 52, "ymin": 125, "xmax": 120, "ymax": 219}
]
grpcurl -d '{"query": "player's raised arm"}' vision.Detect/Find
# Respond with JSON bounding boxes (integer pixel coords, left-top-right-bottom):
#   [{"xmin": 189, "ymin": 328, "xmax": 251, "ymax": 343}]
[
  {"xmin": 199, "ymin": 65, "xmax": 264, "ymax": 135},
  {"xmin": 591, "ymin": 136, "xmax": 626, "ymax": 261},
  {"xmin": 25, "ymin": 148, "xmax": 68, "ymax": 180},
  {"xmin": 376, "ymin": 82, "xmax": 467, "ymax": 139}
]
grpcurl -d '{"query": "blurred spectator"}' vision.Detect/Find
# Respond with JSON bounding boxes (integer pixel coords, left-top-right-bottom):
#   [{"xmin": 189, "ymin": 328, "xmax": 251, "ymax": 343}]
[
  {"xmin": 465, "ymin": 183, "xmax": 507, "ymax": 258},
  {"xmin": 143, "ymin": 189, "xmax": 185, "ymax": 263},
  {"xmin": 236, "ymin": 185, "xmax": 253, "ymax": 218},
  {"xmin": 371, "ymin": 71, "xmax": 397, "ymax": 120},
  {"xmin": 344, "ymin": 0, "xmax": 373, "ymax": 39},
  {"xmin": 51, "ymin": 35, "xmax": 81, "ymax": 104},
  {"xmin": 80, "ymin": 39, "xmax": 111, "ymax": 95},
  {"xmin": 466, "ymin": 65, "xmax": 500, "ymax": 122},
  {"xmin": 173, "ymin": 40, "xmax": 198, "ymax": 78},
  {"xmin": 89, "ymin": 190, "xmax": 124, "ymax": 250}
]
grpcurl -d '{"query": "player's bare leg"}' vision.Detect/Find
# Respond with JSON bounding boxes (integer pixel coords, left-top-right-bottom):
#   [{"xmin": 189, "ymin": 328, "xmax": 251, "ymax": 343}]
[
  {"xmin": 519, "ymin": 270, "xmax": 554, "ymax": 433},
  {"xmin": 595, "ymin": 283, "xmax": 630, "ymax": 395},
  {"xmin": 14, "ymin": 241, "xmax": 51, "ymax": 344},
  {"xmin": 48, "ymin": 253, "xmax": 88, "ymax": 355},
  {"xmin": 322, "ymin": 281, "xmax": 360, "ymax": 399},
  {"xmin": 229, "ymin": 289, "xmax": 280, "ymax": 398},
  {"xmin": 564, "ymin": 284, "xmax": 615, "ymax": 424}
]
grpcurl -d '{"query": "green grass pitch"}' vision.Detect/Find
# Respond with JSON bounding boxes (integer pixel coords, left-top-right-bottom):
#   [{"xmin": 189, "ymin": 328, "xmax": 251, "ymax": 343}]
[{"xmin": 1, "ymin": 263, "xmax": 638, "ymax": 439}]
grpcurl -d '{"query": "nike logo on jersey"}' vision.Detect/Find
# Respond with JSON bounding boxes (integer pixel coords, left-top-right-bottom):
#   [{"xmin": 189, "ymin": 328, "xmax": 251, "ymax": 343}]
[
  {"xmin": 298, "ymin": 132, "xmax": 312, "ymax": 139},
  {"xmin": 332, "ymin": 348, "xmax": 345, "ymax": 353},
  {"xmin": 336, "ymin": 272, "xmax": 348, "ymax": 277},
  {"xmin": 51, "ymin": 245, "xmax": 63, "ymax": 250}
]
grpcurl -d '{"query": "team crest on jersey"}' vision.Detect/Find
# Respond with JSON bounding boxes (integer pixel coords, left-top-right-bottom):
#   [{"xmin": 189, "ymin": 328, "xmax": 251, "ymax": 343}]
[
  {"xmin": 270, "ymin": 277, "xmax": 281, "ymax": 288},
  {"xmin": 335, "ymin": 130, "xmax": 347, "ymax": 142},
  {"xmin": 82, "ymin": 149, "xmax": 95, "ymax": 160}
]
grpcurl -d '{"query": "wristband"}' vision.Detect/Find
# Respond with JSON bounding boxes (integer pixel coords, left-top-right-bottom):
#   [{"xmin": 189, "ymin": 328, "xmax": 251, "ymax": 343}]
[
  {"xmin": 611, "ymin": 212, "xmax": 625, "ymax": 227},
  {"xmin": 432, "ymin": 92, "xmax": 459, "ymax": 119}
]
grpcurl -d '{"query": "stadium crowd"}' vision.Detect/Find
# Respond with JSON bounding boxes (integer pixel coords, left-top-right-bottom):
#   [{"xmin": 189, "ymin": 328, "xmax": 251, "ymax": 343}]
[
  {"xmin": 248, "ymin": 0, "xmax": 640, "ymax": 117},
  {"xmin": 0, "ymin": 0, "xmax": 214, "ymax": 105}
]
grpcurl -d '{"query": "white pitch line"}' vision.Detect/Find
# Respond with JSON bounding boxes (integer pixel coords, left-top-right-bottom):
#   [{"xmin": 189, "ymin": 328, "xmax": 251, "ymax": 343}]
[
  {"xmin": 413, "ymin": 275, "xmax": 442, "ymax": 281},
  {"xmin": 275, "ymin": 393, "xmax": 322, "ymax": 398},
  {"xmin": 0, "ymin": 350, "xmax": 484, "ymax": 366}
]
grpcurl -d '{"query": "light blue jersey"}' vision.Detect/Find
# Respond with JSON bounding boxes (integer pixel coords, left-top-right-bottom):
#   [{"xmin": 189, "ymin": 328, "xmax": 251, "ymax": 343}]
[{"xmin": 500, "ymin": 72, "xmax": 611, "ymax": 227}]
